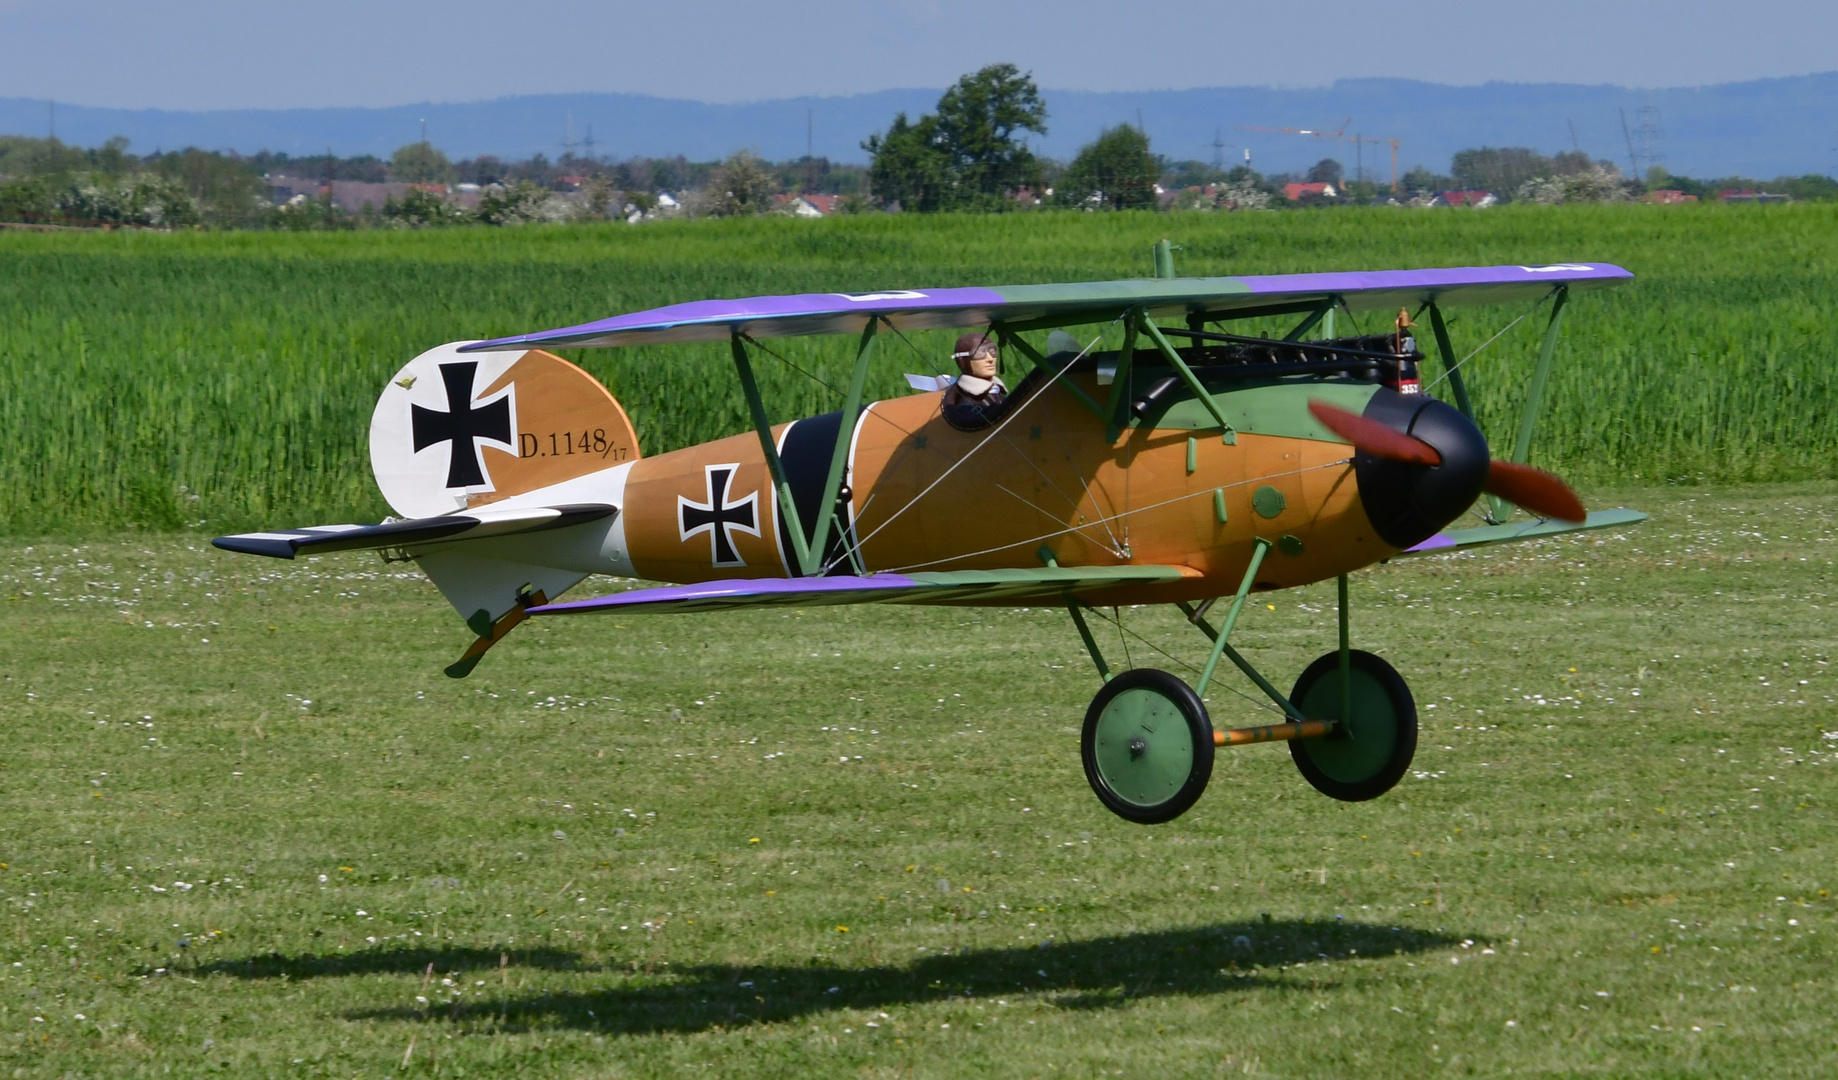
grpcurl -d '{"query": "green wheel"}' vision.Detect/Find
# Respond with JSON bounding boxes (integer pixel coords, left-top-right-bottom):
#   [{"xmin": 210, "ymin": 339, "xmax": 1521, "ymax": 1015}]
[
  {"xmin": 1288, "ymin": 650, "xmax": 1417, "ymax": 802},
  {"xmin": 1081, "ymin": 669, "xmax": 1214, "ymax": 824}
]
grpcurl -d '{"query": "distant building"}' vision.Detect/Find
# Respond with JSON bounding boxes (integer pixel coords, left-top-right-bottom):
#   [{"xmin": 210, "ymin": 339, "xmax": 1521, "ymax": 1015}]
[
  {"xmin": 1283, "ymin": 181, "xmax": 1338, "ymax": 201},
  {"xmin": 1643, "ymin": 189, "xmax": 1699, "ymax": 204},
  {"xmin": 1430, "ymin": 190, "xmax": 1497, "ymax": 208},
  {"xmin": 263, "ymin": 174, "xmax": 323, "ymax": 205},
  {"xmin": 770, "ymin": 194, "xmax": 844, "ymax": 217},
  {"xmin": 265, "ymin": 175, "xmax": 467, "ymax": 212},
  {"xmin": 1718, "ymin": 189, "xmax": 1791, "ymax": 203}
]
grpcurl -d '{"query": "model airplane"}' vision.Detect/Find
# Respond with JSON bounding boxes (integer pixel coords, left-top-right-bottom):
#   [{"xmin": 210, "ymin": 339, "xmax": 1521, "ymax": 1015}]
[{"xmin": 216, "ymin": 247, "xmax": 1641, "ymax": 824}]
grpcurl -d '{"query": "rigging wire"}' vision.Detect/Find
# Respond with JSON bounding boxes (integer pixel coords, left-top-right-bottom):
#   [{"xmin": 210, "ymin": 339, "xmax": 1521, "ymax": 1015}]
[
  {"xmin": 825, "ymin": 314, "xmax": 1125, "ymax": 573},
  {"xmin": 742, "ymin": 334, "xmax": 844, "ymax": 397},
  {"xmin": 1042, "ymin": 420, "xmax": 1126, "ymax": 555},
  {"xmin": 1421, "ymin": 290, "xmax": 1554, "ymax": 393},
  {"xmin": 994, "ymin": 430, "xmax": 1127, "ymax": 556},
  {"xmin": 881, "ymin": 457, "xmax": 1351, "ymax": 574},
  {"xmin": 1075, "ymin": 606, "xmax": 1286, "ymax": 718},
  {"xmin": 886, "ymin": 322, "xmax": 954, "ymax": 380},
  {"xmin": 993, "ymin": 484, "xmax": 1123, "ymax": 556}
]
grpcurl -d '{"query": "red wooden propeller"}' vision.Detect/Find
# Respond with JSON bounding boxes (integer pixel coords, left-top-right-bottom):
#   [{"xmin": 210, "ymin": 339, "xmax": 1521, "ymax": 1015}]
[
  {"xmin": 1307, "ymin": 399, "xmax": 1443, "ymax": 466},
  {"xmin": 1308, "ymin": 400, "xmax": 1586, "ymax": 523}
]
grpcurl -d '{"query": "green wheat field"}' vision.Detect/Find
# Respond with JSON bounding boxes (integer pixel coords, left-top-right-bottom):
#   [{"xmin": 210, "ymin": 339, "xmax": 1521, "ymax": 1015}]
[
  {"xmin": 1, "ymin": 207, "xmax": 1835, "ymax": 1077},
  {"xmin": 0, "ymin": 204, "xmax": 1835, "ymax": 532}
]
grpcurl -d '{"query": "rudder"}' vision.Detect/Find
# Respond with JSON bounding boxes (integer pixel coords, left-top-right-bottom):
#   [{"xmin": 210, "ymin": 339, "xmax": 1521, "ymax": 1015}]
[{"xmin": 369, "ymin": 342, "xmax": 640, "ymax": 519}]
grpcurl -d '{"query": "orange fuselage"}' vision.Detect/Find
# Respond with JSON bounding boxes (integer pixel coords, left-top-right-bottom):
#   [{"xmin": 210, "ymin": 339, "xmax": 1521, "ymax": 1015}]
[{"xmin": 581, "ymin": 373, "xmax": 1396, "ymax": 605}]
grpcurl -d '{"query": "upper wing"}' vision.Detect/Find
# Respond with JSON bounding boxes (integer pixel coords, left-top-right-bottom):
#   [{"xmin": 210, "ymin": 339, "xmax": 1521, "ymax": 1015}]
[
  {"xmin": 528, "ymin": 565, "xmax": 1196, "ymax": 616},
  {"xmin": 1400, "ymin": 508, "xmax": 1646, "ymax": 557},
  {"xmin": 461, "ymin": 263, "xmax": 1633, "ymax": 351},
  {"xmin": 212, "ymin": 503, "xmax": 616, "ymax": 559}
]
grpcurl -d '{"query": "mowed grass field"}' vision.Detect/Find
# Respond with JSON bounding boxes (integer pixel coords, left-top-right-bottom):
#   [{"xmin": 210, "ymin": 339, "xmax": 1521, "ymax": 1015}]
[
  {"xmin": 2, "ymin": 481, "xmax": 1835, "ymax": 1077},
  {"xmin": 1, "ymin": 204, "xmax": 1837, "ymax": 532}
]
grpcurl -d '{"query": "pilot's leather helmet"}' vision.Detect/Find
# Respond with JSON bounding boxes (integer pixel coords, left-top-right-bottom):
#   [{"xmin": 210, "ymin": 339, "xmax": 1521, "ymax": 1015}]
[{"xmin": 951, "ymin": 332, "xmax": 995, "ymax": 373}]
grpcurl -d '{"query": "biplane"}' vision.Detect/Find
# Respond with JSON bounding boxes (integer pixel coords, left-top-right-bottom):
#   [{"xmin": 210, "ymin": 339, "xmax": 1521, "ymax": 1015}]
[{"xmin": 216, "ymin": 245, "xmax": 1643, "ymax": 824}]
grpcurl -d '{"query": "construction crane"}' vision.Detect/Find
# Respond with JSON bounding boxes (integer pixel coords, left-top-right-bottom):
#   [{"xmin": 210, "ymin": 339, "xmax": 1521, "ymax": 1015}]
[
  {"xmin": 1236, "ymin": 119, "xmax": 1351, "ymax": 143},
  {"xmin": 1237, "ymin": 120, "xmax": 1402, "ymax": 195}
]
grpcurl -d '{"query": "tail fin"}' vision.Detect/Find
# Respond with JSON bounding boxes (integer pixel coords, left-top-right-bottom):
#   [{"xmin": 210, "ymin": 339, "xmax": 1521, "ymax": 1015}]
[
  {"xmin": 369, "ymin": 342, "xmax": 639, "ymax": 519},
  {"xmin": 218, "ymin": 343, "xmax": 642, "ymax": 677}
]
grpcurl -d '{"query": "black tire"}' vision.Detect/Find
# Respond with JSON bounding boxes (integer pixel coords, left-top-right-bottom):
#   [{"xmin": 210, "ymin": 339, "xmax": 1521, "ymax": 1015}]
[
  {"xmin": 1287, "ymin": 650, "xmax": 1418, "ymax": 802},
  {"xmin": 1081, "ymin": 669, "xmax": 1214, "ymax": 824}
]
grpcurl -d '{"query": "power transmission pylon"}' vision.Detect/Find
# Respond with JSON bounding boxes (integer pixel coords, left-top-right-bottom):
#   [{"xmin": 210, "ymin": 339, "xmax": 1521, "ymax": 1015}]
[{"xmin": 1632, "ymin": 105, "xmax": 1664, "ymax": 176}]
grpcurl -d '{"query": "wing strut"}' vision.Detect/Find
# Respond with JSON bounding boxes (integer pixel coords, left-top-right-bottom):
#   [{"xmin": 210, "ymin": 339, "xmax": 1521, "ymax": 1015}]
[
  {"xmin": 729, "ymin": 320, "xmax": 878, "ymax": 577},
  {"xmin": 730, "ymin": 332, "xmax": 813, "ymax": 574}
]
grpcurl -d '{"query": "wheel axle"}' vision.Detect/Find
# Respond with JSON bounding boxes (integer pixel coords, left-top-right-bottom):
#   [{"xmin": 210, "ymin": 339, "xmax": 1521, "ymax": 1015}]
[{"xmin": 1214, "ymin": 718, "xmax": 1337, "ymax": 747}]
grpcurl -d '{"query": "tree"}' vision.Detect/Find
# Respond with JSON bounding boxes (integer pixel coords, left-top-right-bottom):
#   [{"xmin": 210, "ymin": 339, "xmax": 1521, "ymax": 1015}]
[
  {"xmin": 863, "ymin": 113, "xmax": 951, "ymax": 211},
  {"xmin": 698, "ymin": 150, "xmax": 776, "ymax": 216},
  {"xmin": 1306, "ymin": 158, "xmax": 1344, "ymax": 185},
  {"xmin": 864, "ymin": 64, "xmax": 1047, "ymax": 210},
  {"xmin": 475, "ymin": 181, "xmax": 568, "ymax": 225},
  {"xmin": 934, "ymin": 63, "xmax": 1048, "ymax": 201},
  {"xmin": 1401, "ymin": 165, "xmax": 1450, "ymax": 195},
  {"xmin": 149, "ymin": 148, "xmax": 266, "ymax": 226},
  {"xmin": 1450, "ymin": 147, "xmax": 1551, "ymax": 195},
  {"xmin": 381, "ymin": 188, "xmax": 468, "ymax": 227},
  {"xmin": 1058, "ymin": 125, "xmax": 1159, "ymax": 210},
  {"xmin": 390, "ymin": 141, "xmax": 453, "ymax": 183}
]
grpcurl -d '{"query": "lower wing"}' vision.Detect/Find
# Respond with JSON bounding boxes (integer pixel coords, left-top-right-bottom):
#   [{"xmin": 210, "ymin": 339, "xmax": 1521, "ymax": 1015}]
[
  {"xmin": 1401, "ymin": 507, "xmax": 1646, "ymax": 556},
  {"xmin": 528, "ymin": 565, "xmax": 1196, "ymax": 616}
]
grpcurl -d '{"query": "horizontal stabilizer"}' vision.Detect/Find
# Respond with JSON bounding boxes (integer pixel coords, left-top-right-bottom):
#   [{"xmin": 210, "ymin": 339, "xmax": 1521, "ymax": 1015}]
[
  {"xmin": 529, "ymin": 564, "xmax": 1195, "ymax": 616},
  {"xmin": 1401, "ymin": 507, "xmax": 1646, "ymax": 557},
  {"xmin": 212, "ymin": 503, "xmax": 617, "ymax": 560}
]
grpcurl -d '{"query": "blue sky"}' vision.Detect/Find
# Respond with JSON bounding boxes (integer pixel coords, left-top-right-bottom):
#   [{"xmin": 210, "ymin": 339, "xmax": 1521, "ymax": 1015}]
[{"xmin": 3, "ymin": 0, "xmax": 1833, "ymax": 110}]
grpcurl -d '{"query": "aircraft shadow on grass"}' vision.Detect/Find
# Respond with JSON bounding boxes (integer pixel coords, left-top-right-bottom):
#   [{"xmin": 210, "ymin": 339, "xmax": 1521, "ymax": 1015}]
[
  {"xmin": 186, "ymin": 945, "xmax": 590, "ymax": 980},
  {"xmin": 252, "ymin": 920, "xmax": 1473, "ymax": 1036}
]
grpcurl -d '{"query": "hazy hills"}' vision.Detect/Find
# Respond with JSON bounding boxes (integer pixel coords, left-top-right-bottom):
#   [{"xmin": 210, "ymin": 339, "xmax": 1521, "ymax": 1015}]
[{"xmin": 3, "ymin": 73, "xmax": 1833, "ymax": 179}]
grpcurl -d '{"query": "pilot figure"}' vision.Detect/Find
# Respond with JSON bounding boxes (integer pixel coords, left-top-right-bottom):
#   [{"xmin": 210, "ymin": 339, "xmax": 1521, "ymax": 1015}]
[{"xmin": 943, "ymin": 332, "xmax": 1007, "ymax": 412}]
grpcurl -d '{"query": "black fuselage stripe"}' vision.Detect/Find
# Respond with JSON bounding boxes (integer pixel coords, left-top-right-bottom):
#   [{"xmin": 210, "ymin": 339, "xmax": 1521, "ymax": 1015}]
[{"xmin": 774, "ymin": 410, "xmax": 849, "ymax": 577}]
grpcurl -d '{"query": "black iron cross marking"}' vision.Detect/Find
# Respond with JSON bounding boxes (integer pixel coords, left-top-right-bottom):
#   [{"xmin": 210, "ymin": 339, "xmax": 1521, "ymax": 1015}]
[
  {"xmin": 678, "ymin": 465, "xmax": 759, "ymax": 567},
  {"xmin": 411, "ymin": 361, "xmax": 514, "ymax": 489}
]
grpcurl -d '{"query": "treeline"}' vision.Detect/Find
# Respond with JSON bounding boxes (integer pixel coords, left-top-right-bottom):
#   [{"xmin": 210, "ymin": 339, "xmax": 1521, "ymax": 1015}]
[
  {"xmin": 860, "ymin": 66, "xmax": 1837, "ymax": 211},
  {"xmin": 0, "ymin": 134, "xmax": 873, "ymax": 229},
  {"xmin": 4, "ymin": 68, "xmax": 1834, "ymax": 230}
]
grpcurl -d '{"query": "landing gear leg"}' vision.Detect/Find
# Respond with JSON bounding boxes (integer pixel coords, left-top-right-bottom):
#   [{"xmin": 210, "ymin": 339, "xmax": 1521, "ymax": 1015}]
[
  {"xmin": 1178, "ymin": 571, "xmax": 1416, "ymax": 803},
  {"xmin": 1066, "ymin": 541, "xmax": 1273, "ymax": 826},
  {"xmin": 1288, "ymin": 574, "xmax": 1417, "ymax": 801}
]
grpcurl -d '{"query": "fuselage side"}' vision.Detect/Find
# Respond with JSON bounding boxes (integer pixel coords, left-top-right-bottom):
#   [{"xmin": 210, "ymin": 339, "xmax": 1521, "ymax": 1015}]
[{"xmin": 464, "ymin": 370, "xmax": 1410, "ymax": 606}]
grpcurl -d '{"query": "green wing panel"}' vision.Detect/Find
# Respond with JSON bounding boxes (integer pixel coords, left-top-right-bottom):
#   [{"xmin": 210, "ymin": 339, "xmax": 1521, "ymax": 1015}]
[{"xmin": 1401, "ymin": 508, "xmax": 1647, "ymax": 556}]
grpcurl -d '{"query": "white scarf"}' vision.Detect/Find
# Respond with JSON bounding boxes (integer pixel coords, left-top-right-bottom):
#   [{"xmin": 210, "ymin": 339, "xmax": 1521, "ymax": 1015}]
[{"xmin": 955, "ymin": 374, "xmax": 1005, "ymax": 397}]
